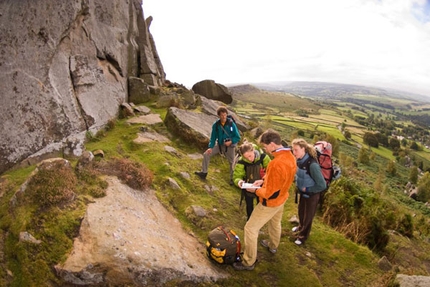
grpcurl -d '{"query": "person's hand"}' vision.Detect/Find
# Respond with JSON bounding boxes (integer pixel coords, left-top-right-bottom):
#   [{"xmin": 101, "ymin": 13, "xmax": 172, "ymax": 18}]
[
  {"xmin": 224, "ymin": 139, "xmax": 232, "ymax": 147},
  {"xmin": 238, "ymin": 180, "xmax": 244, "ymax": 188},
  {"xmin": 253, "ymin": 179, "xmax": 264, "ymax": 187},
  {"xmin": 205, "ymin": 148, "xmax": 213, "ymax": 155}
]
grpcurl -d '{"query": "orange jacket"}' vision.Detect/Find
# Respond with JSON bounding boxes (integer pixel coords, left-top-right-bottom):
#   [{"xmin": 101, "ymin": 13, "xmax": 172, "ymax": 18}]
[{"xmin": 255, "ymin": 148, "xmax": 297, "ymax": 207}]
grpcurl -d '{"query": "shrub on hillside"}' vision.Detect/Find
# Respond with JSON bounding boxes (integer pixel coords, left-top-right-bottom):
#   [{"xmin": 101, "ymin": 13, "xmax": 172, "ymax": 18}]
[
  {"xmin": 322, "ymin": 177, "xmax": 413, "ymax": 252},
  {"xmin": 26, "ymin": 162, "xmax": 77, "ymax": 209},
  {"xmin": 75, "ymin": 167, "xmax": 108, "ymax": 198},
  {"xmin": 417, "ymin": 172, "xmax": 430, "ymax": 203},
  {"xmin": 363, "ymin": 132, "xmax": 379, "ymax": 148},
  {"xmin": 95, "ymin": 158, "xmax": 154, "ymax": 190}
]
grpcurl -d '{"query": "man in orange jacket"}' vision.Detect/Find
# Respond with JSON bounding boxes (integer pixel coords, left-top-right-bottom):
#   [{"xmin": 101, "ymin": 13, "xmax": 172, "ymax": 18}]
[{"xmin": 233, "ymin": 129, "xmax": 297, "ymax": 270}]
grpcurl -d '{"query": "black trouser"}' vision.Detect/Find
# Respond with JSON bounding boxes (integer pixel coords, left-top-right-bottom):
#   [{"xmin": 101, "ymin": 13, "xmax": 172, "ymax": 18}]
[
  {"xmin": 244, "ymin": 193, "xmax": 258, "ymax": 220},
  {"xmin": 297, "ymin": 192, "xmax": 321, "ymax": 243}
]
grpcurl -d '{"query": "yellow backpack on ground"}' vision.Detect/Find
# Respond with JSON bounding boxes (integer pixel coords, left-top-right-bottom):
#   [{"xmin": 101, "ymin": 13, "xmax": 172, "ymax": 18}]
[{"xmin": 206, "ymin": 226, "xmax": 241, "ymax": 264}]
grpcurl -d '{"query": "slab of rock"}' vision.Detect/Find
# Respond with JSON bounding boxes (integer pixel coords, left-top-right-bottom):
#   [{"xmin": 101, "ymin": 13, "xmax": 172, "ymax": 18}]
[
  {"xmin": 164, "ymin": 107, "xmax": 218, "ymax": 150},
  {"xmin": 396, "ymin": 274, "xmax": 430, "ymax": 287},
  {"xmin": 127, "ymin": 114, "xmax": 163, "ymax": 125},
  {"xmin": 133, "ymin": 132, "xmax": 170, "ymax": 143},
  {"xmin": 55, "ymin": 176, "xmax": 227, "ymax": 286}
]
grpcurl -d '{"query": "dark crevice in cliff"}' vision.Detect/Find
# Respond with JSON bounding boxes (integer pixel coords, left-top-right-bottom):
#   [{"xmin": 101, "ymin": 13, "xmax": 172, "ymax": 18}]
[{"xmin": 68, "ymin": 56, "xmax": 94, "ymax": 130}]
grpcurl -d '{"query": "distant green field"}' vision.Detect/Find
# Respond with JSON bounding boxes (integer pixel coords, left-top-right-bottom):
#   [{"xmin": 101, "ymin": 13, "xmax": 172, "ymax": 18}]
[{"xmin": 234, "ymin": 87, "xmax": 429, "ymax": 166}]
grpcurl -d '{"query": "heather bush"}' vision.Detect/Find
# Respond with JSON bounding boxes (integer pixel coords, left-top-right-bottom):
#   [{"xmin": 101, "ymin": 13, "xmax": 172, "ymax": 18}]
[
  {"xmin": 26, "ymin": 162, "xmax": 77, "ymax": 209},
  {"xmin": 322, "ymin": 177, "xmax": 412, "ymax": 252},
  {"xmin": 95, "ymin": 157, "xmax": 154, "ymax": 190}
]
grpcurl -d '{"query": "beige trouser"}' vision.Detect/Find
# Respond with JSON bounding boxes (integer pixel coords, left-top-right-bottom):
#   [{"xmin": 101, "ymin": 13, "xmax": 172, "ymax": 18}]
[{"xmin": 242, "ymin": 202, "xmax": 285, "ymax": 266}]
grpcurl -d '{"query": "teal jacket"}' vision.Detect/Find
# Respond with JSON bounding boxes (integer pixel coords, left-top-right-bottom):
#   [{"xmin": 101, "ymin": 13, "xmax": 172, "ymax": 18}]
[{"xmin": 208, "ymin": 118, "xmax": 241, "ymax": 148}]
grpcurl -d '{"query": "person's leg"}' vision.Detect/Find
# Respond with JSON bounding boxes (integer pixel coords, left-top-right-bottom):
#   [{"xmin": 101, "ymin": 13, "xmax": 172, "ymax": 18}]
[
  {"xmin": 298, "ymin": 194, "xmax": 305, "ymax": 231},
  {"xmin": 245, "ymin": 194, "xmax": 254, "ymax": 220},
  {"xmin": 226, "ymin": 145, "xmax": 236, "ymax": 182},
  {"xmin": 298, "ymin": 193, "xmax": 320, "ymax": 242},
  {"xmin": 266, "ymin": 203, "xmax": 285, "ymax": 249},
  {"xmin": 201, "ymin": 144, "xmax": 221, "ymax": 173},
  {"xmin": 241, "ymin": 204, "xmax": 280, "ymax": 266}
]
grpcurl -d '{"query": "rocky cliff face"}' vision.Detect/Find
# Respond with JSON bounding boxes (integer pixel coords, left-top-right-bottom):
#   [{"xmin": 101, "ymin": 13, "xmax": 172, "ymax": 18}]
[{"xmin": 0, "ymin": 0, "xmax": 165, "ymax": 174}]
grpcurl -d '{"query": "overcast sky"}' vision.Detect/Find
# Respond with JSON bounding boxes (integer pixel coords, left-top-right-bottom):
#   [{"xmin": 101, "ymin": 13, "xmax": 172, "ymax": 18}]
[{"xmin": 141, "ymin": 0, "xmax": 430, "ymax": 97}]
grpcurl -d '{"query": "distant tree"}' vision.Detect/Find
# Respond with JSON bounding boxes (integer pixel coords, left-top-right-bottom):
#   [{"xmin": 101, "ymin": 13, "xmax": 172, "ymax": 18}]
[
  {"xmin": 297, "ymin": 130, "xmax": 305, "ymax": 137},
  {"xmin": 386, "ymin": 160, "xmax": 397, "ymax": 176},
  {"xmin": 389, "ymin": 138, "xmax": 401, "ymax": 150},
  {"xmin": 344, "ymin": 130, "xmax": 352, "ymax": 140},
  {"xmin": 417, "ymin": 172, "xmax": 430, "ymax": 202},
  {"xmin": 375, "ymin": 133, "xmax": 388, "ymax": 146},
  {"xmin": 409, "ymin": 166, "xmax": 419, "ymax": 184},
  {"xmin": 401, "ymin": 138, "xmax": 408, "ymax": 147},
  {"xmin": 363, "ymin": 132, "xmax": 379, "ymax": 148},
  {"xmin": 341, "ymin": 122, "xmax": 346, "ymax": 131},
  {"xmin": 358, "ymin": 147, "xmax": 369, "ymax": 165},
  {"xmin": 410, "ymin": 141, "xmax": 419, "ymax": 151}
]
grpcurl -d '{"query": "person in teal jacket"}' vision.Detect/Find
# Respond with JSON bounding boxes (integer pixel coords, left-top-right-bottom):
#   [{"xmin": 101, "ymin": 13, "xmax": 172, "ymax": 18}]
[
  {"xmin": 291, "ymin": 138, "xmax": 327, "ymax": 245},
  {"xmin": 195, "ymin": 106, "xmax": 241, "ymax": 184},
  {"xmin": 233, "ymin": 141, "xmax": 271, "ymax": 220}
]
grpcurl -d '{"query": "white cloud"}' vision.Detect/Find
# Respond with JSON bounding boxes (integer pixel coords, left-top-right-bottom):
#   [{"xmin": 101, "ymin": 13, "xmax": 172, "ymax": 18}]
[{"xmin": 142, "ymin": 0, "xmax": 430, "ymax": 96}]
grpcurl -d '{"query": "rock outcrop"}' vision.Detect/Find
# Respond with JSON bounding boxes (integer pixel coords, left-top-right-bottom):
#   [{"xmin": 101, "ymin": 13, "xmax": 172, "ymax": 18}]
[
  {"xmin": 192, "ymin": 80, "xmax": 233, "ymax": 104},
  {"xmin": 200, "ymin": 96, "xmax": 250, "ymax": 132},
  {"xmin": 0, "ymin": 0, "xmax": 165, "ymax": 175},
  {"xmin": 164, "ymin": 107, "xmax": 218, "ymax": 150},
  {"xmin": 163, "ymin": 97, "xmax": 251, "ymax": 150},
  {"xmin": 55, "ymin": 176, "xmax": 227, "ymax": 286}
]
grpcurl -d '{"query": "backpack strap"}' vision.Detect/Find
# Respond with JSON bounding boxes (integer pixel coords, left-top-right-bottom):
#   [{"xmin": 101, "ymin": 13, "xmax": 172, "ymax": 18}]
[
  {"xmin": 297, "ymin": 157, "xmax": 316, "ymax": 180},
  {"xmin": 217, "ymin": 118, "xmax": 234, "ymax": 137}
]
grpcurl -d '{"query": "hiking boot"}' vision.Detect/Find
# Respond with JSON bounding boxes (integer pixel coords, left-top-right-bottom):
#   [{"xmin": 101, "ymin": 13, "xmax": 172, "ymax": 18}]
[
  {"xmin": 260, "ymin": 240, "xmax": 277, "ymax": 254},
  {"xmin": 292, "ymin": 226, "xmax": 299, "ymax": 232},
  {"xmin": 194, "ymin": 171, "xmax": 207, "ymax": 179},
  {"xmin": 233, "ymin": 260, "xmax": 257, "ymax": 271}
]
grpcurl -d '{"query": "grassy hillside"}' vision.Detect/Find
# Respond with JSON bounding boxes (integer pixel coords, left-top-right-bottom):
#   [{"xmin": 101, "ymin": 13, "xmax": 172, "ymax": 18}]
[{"xmin": 1, "ymin": 84, "xmax": 430, "ymax": 286}]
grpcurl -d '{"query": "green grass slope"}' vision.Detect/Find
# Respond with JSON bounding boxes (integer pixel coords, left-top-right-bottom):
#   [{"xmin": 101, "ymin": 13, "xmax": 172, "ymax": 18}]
[{"xmin": 1, "ymin": 86, "xmax": 430, "ymax": 286}]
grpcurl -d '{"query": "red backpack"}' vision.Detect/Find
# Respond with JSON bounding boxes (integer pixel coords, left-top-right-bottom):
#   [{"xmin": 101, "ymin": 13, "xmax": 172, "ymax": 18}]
[{"xmin": 314, "ymin": 141, "xmax": 335, "ymax": 187}]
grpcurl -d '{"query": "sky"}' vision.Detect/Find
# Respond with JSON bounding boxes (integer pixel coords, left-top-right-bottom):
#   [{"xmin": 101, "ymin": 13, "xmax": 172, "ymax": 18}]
[{"xmin": 141, "ymin": 0, "xmax": 430, "ymax": 97}]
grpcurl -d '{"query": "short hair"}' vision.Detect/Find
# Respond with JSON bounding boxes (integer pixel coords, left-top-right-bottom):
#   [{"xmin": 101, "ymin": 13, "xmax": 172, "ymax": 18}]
[
  {"xmin": 260, "ymin": 129, "xmax": 282, "ymax": 145},
  {"xmin": 217, "ymin": 106, "xmax": 228, "ymax": 116}
]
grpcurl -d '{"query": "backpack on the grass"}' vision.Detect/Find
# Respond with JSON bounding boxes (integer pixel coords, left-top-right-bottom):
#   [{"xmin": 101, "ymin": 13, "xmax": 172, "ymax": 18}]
[{"xmin": 206, "ymin": 226, "xmax": 241, "ymax": 264}]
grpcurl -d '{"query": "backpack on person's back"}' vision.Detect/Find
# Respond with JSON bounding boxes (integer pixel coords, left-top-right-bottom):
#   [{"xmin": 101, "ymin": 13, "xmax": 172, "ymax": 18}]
[
  {"xmin": 313, "ymin": 141, "xmax": 341, "ymax": 187},
  {"xmin": 299, "ymin": 141, "xmax": 342, "ymax": 190},
  {"xmin": 296, "ymin": 141, "xmax": 341, "ymax": 204}
]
